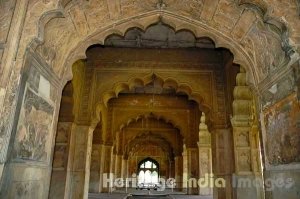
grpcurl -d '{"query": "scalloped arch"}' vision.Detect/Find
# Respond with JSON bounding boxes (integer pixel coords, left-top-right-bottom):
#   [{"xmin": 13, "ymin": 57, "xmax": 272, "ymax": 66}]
[
  {"xmin": 118, "ymin": 112, "xmax": 181, "ymax": 133},
  {"xmin": 61, "ymin": 11, "xmax": 259, "ymax": 86},
  {"xmin": 95, "ymin": 73, "xmax": 212, "ymax": 125},
  {"xmin": 100, "ymin": 74, "xmax": 207, "ymax": 108},
  {"xmin": 125, "ymin": 132, "xmax": 174, "ymax": 157}
]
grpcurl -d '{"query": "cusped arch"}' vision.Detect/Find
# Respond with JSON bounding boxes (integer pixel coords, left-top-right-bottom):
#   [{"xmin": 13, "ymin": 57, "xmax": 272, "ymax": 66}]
[
  {"xmin": 61, "ymin": 12, "xmax": 258, "ymax": 86},
  {"xmin": 94, "ymin": 73, "xmax": 213, "ymax": 128},
  {"xmin": 138, "ymin": 157, "xmax": 160, "ymax": 169},
  {"xmin": 24, "ymin": 0, "xmax": 295, "ymax": 91},
  {"xmin": 96, "ymin": 73, "xmax": 211, "ymax": 119},
  {"xmin": 114, "ymin": 113, "xmax": 185, "ymax": 151},
  {"xmin": 129, "ymin": 140, "xmax": 171, "ymax": 158},
  {"xmin": 117, "ymin": 113, "xmax": 182, "ymax": 136},
  {"xmin": 125, "ymin": 132, "xmax": 174, "ymax": 158}
]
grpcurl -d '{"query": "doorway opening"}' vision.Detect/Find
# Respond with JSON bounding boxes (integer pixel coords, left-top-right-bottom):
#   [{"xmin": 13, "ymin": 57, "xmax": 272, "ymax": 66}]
[{"xmin": 138, "ymin": 158, "xmax": 160, "ymax": 184}]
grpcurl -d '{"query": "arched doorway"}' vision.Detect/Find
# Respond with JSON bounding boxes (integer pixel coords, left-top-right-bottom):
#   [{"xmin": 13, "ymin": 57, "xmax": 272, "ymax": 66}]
[
  {"xmin": 2, "ymin": 1, "xmax": 299, "ymax": 199},
  {"xmin": 137, "ymin": 158, "xmax": 160, "ymax": 184}
]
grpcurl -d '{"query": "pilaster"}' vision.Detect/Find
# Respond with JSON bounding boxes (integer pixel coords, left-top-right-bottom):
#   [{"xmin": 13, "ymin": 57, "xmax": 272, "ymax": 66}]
[
  {"xmin": 175, "ymin": 155, "xmax": 183, "ymax": 190},
  {"xmin": 64, "ymin": 124, "xmax": 94, "ymax": 199},
  {"xmin": 197, "ymin": 113, "xmax": 213, "ymax": 196},
  {"xmin": 231, "ymin": 68, "xmax": 263, "ymax": 199}
]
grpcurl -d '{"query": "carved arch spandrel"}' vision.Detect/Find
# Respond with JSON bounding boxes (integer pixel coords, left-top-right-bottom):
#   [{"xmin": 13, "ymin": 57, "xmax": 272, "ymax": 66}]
[
  {"xmin": 61, "ymin": 12, "xmax": 258, "ymax": 85},
  {"xmin": 15, "ymin": 0, "xmax": 297, "ymax": 93}
]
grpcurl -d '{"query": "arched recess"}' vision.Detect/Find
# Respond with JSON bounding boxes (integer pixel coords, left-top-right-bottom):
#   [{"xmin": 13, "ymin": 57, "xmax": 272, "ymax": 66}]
[
  {"xmin": 1, "ymin": 1, "xmax": 298, "ymax": 199},
  {"xmin": 126, "ymin": 133, "xmax": 176, "ymax": 180},
  {"xmin": 138, "ymin": 157, "xmax": 160, "ymax": 171},
  {"xmin": 94, "ymin": 73, "xmax": 211, "ymax": 138},
  {"xmin": 116, "ymin": 113, "xmax": 183, "ymax": 141},
  {"xmin": 39, "ymin": 8, "xmax": 291, "ymax": 88},
  {"xmin": 23, "ymin": 0, "xmax": 296, "ymax": 85},
  {"xmin": 101, "ymin": 75, "xmax": 207, "ymax": 106},
  {"xmin": 49, "ymin": 81, "xmax": 74, "ymax": 199},
  {"xmin": 125, "ymin": 132, "xmax": 175, "ymax": 159},
  {"xmin": 137, "ymin": 157, "xmax": 160, "ymax": 184},
  {"xmin": 60, "ymin": 12, "xmax": 259, "ymax": 87}
]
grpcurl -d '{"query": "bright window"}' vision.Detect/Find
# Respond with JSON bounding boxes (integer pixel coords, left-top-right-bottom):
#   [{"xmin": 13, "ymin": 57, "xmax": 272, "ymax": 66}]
[{"xmin": 138, "ymin": 158, "xmax": 159, "ymax": 184}]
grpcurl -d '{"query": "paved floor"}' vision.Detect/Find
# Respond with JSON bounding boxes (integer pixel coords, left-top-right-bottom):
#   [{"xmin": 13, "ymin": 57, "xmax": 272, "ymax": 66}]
[
  {"xmin": 89, "ymin": 189, "xmax": 213, "ymax": 199},
  {"xmin": 89, "ymin": 194, "xmax": 212, "ymax": 199}
]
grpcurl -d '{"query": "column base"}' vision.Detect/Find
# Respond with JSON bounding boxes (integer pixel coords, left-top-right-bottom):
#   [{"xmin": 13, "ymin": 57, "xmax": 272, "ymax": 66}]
[
  {"xmin": 49, "ymin": 170, "xmax": 67, "ymax": 199},
  {"xmin": 0, "ymin": 162, "xmax": 51, "ymax": 199},
  {"xmin": 232, "ymin": 174, "xmax": 263, "ymax": 199}
]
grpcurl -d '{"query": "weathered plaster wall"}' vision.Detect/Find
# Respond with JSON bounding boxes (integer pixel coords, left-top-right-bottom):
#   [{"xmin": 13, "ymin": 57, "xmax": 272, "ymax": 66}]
[
  {"xmin": 0, "ymin": 51, "xmax": 62, "ymax": 198},
  {"xmin": 261, "ymin": 92, "xmax": 300, "ymax": 199}
]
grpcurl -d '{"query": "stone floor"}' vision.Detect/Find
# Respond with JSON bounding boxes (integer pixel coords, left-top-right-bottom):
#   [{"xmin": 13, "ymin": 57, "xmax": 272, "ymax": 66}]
[
  {"xmin": 89, "ymin": 189, "xmax": 213, "ymax": 199},
  {"xmin": 89, "ymin": 194, "xmax": 212, "ymax": 199}
]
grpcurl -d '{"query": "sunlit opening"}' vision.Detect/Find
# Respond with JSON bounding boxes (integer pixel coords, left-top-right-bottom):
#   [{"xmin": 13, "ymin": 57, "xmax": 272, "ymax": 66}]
[{"xmin": 138, "ymin": 158, "xmax": 159, "ymax": 184}]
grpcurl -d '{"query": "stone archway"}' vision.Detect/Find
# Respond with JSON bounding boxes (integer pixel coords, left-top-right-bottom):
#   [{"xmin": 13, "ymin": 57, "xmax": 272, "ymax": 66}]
[{"xmin": 0, "ymin": 1, "xmax": 299, "ymax": 199}]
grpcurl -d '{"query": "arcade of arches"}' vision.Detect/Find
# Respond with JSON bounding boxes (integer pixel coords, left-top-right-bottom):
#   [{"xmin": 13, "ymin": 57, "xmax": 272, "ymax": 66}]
[{"xmin": 0, "ymin": 1, "xmax": 300, "ymax": 199}]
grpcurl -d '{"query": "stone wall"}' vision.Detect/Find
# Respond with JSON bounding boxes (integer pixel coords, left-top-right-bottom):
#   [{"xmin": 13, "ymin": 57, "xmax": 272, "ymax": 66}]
[
  {"xmin": 257, "ymin": 59, "xmax": 300, "ymax": 199},
  {"xmin": 0, "ymin": 50, "xmax": 62, "ymax": 198}
]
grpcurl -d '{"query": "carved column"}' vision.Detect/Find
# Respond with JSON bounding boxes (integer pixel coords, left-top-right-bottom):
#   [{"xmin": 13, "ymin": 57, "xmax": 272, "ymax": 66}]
[
  {"xmin": 121, "ymin": 157, "xmax": 128, "ymax": 179},
  {"xmin": 175, "ymin": 155, "xmax": 183, "ymax": 190},
  {"xmin": 197, "ymin": 113, "xmax": 213, "ymax": 196},
  {"xmin": 182, "ymin": 145, "xmax": 188, "ymax": 191},
  {"xmin": 231, "ymin": 68, "xmax": 263, "ymax": 199},
  {"xmin": 99, "ymin": 144, "xmax": 113, "ymax": 193},
  {"xmin": 64, "ymin": 123, "xmax": 94, "ymax": 199},
  {"xmin": 115, "ymin": 154, "xmax": 122, "ymax": 179},
  {"xmin": 114, "ymin": 131, "xmax": 123, "ymax": 179},
  {"xmin": 186, "ymin": 147, "xmax": 199, "ymax": 195},
  {"xmin": 89, "ymin": 144, "xmax": 102, "ymax": 193}
]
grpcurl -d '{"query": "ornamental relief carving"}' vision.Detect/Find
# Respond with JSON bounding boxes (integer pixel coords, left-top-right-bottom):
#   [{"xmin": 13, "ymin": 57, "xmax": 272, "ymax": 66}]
[
  {"xmin": 238, "ymin": 150, "xmax": 251, "ymax": 172},
  {"xmin": 164, "ymin": 0, "xmax": 204, "ymax": 18},
  {"xmin": 237, "ymin": 131, "xmax": 250, "ymax": 147}
]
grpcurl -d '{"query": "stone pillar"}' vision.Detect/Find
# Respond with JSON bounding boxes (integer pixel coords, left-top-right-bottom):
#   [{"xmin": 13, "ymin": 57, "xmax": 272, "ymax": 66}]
[
  {"xmin": 169, "ymin": 160, "xmax": 175, "ymax": 179},
  {"xmin": 99, "ymin": 144, "xmax": 113, "ymax": 193},
  {"xmin": 49, "ymin": 122, "xmax": 72, "ymax": 199},
  {"xmin": 175, "ymin": 156, "xmax": 183, "ymax": 190},
  {"xmin": 231, "ymin": 68, "xmax": 263, "ymax": 199},
  {"xmin": 64, "ymin": 124, "xmax": 94, "ymax": 199},
  {"xmin": 89, "ymin": 144, "xmax": 102, "ymax": 193},
  {"xmin": 110, "ymin": 151, "xmax": 116, "ymax": 191},
  {"xmin": 121, "ymin": 157, "xmax": 128, "ymax": 179},
  {"xmin": 186, "ymin": 147, "xmax": 199, "ymax": 195},
  {"xmin": 182, "ymin": 145, "xmax": 188, "ymax": 191},
  {"xmin": 115, "ymin": 155, "xmax": 122, "ymax": 179},
  {"xmin": 197, "ymin": 113, "xmax": 213, "ymax": 196},
  {"xmin": 213, "ymin": 128, "xmax": 234, "ymax": 199}
]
